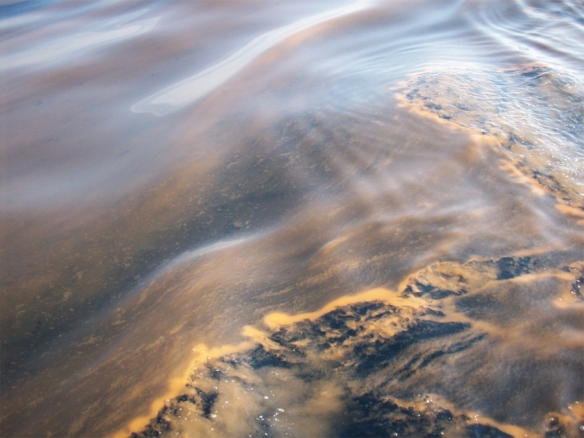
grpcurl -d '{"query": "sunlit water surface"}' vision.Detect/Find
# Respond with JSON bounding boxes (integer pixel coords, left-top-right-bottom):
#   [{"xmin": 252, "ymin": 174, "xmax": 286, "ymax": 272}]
[{"xmin": 1, "ymin": 0, "xmax": 583, "ymax": 436}]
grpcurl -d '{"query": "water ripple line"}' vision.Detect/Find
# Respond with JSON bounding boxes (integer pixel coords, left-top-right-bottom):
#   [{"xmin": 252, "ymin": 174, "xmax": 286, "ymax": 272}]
[{"xmin": 131, "ymin": 0, "xmax": 373, "ymax": 116}]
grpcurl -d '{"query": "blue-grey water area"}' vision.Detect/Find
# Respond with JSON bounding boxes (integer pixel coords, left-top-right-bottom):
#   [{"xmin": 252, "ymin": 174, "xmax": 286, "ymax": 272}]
[{"xmin": 1, "ymin": 0, "xmax": 584, "ymax": 436}]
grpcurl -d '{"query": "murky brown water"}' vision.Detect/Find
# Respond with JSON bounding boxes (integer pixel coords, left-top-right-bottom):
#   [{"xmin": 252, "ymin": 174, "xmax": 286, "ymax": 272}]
[{"xmin": 1, "ymin": 0, "xmax": 583, "ymax": 436}]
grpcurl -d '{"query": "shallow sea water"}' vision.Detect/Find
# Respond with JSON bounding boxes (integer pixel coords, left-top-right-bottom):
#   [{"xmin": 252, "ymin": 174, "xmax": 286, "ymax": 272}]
[{"xmin": 1, "ymin": 0, "xmax": 583, "ymax": 437}]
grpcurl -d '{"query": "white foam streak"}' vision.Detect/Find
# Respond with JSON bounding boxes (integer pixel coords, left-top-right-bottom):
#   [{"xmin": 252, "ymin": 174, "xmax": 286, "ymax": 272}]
[
  {"xmin": 132, "ymin": 0, "xmax": 372, "ymax": 116},
  {"xmin": 169, "ymin": 237, "xmax": 249, "ymax": 269},
  {"xmin": 144, "ymin": 228, "xmax": 273, "ymax": 283},
  {"xmin": 0, "ymin": 15, "xmax": 160, "ymax": 70}
]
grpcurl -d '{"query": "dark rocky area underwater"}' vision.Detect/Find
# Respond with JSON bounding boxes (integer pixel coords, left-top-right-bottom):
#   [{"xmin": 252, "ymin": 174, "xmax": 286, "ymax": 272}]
[{"xmin": 131, "ymin": 255, "xmax": 584, "ymax": 438}]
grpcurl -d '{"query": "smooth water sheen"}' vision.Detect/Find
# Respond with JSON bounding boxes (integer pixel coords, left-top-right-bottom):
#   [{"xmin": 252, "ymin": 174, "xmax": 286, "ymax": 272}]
[{"xmin": 1, "ymin": 0, "xmax": 583, "ymax": 437}]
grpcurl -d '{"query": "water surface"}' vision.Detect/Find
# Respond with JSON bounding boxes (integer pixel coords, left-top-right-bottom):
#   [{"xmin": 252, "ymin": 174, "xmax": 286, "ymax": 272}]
[{"xmin": 1, "ymin": 0, "xmax": 583, "ymax": 436}]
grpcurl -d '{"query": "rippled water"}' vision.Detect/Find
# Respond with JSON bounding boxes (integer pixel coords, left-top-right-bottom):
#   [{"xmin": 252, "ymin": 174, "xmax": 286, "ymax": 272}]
[{"xmin": 1, "ymin": 0, "xmax": 583, "ymax": 436}]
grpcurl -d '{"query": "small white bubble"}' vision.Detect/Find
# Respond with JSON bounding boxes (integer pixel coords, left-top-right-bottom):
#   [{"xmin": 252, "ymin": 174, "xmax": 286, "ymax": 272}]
[{"xmin": 264, "ymin": 396, "xmax": 269, "ymax": 399}]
